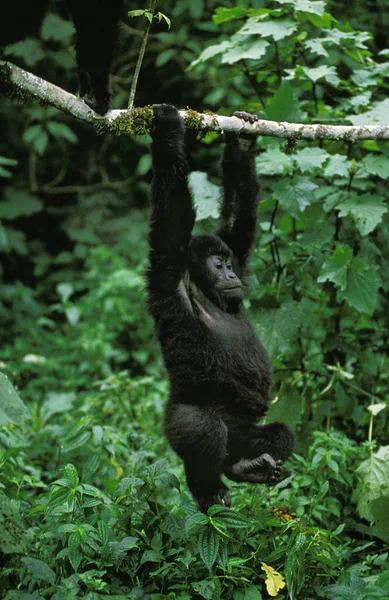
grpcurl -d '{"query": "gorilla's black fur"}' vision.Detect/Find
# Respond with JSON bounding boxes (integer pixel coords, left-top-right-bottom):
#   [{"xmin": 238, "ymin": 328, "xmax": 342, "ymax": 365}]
[
  {"xmin": 0, "ymin": 0, "xmax": 123, "ymax": 114},
  {"xmin": 147, "ymin": 104, "xmax": 294, "ymax": 512}
]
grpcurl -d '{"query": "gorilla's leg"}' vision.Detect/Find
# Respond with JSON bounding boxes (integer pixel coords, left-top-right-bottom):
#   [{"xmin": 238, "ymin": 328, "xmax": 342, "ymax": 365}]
[
  {"xmin": 65, "ymin": 0, "xmax": 122, "ymax": 114},
  {"xmin": 164, "ymin": 402, "xmax": 231, "ymax": 513},
  {"xmin": 225, "ymin": 422, "xmax": 294, "ymax": 484}
]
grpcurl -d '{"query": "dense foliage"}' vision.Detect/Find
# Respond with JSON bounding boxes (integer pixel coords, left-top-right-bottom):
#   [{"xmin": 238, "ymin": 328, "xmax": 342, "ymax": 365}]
[{"xmin": 1, "ymin": 0, "xmax": 389, "ymax": 598}]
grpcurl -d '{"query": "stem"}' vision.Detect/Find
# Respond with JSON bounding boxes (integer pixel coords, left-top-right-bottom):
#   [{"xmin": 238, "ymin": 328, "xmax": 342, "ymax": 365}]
[
  {"xmin": 127, "ymin": 0, "xmax": 158, "ymax": 112},
  {"xmin": 368, "ymin": 413, "xmax": 374, "ymax": 443}
]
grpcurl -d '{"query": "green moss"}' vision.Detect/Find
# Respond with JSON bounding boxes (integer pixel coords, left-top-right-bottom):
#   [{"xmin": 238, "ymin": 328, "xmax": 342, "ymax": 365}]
[
  {"xmin": 93, "ymin": 106, "xmax": 154, "ymax": 136},
  {"xmin": 284, "ymin": 133, "xmax": 301, "ymax": 154},
  {"xmin": 183, "ymin": 108, "xmax": 204, "ymax": 131}
]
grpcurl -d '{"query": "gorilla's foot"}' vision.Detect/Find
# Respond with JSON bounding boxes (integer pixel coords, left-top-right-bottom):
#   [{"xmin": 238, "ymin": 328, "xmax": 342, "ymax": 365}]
[{"xmin": 226, "ymin": 453, "xmax": 284, "ymax": 483}]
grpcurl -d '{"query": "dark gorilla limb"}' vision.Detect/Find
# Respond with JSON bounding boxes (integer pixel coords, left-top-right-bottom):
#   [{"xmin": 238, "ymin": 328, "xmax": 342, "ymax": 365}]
[
  {"xmin": 225, "ymin": 422, "xmax": 295, "ymax": 483},
  {"xmin": 164, "ymin": 403, "xmax": 231, "ymax": 512},
  {"xmin": 65, "ymin": 0, "xmax": 122, "ymax": 114}
]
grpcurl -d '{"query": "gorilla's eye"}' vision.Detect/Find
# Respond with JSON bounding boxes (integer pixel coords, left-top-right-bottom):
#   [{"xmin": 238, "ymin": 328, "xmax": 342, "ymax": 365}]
[
  {"xmin": 214, "ymin": 257, "xmax": 223, "ymax": 269},
  {"xmin": 226, "ymin": 263, "xmax": 232, "ymax": 270}
]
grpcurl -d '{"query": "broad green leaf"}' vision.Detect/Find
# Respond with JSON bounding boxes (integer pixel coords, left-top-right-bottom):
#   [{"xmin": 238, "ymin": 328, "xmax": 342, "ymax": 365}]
[
  {"xmin": 192, "ymin": 580, "xmax": 215, "ymax": 600},
  {"xmin": 293, "ymin": 147, "xmax": 329, "ymax": 173},
  {"xmin": 213, "ymin": 6, "xmax": 248, "ymax": 24},
  {"xmin": 304, "ymin": 38, "xmax": 329, "ymax": 57},
  {"xmin": 211, "ymin": 508, "xmax": 252, "ymax": 528},
  {"xmin": 273, "ymin": 176, "xmax": 318, "ymax": 218},
  {"xmin": 189, "ymin": 41, "xmax": 232, "ymax": 68},
  {"xmin": 302, "ymin": 65, "xmax": 340, "ymax": 86},
  {"xmin": 21, "ymin": 558, "xmax": 55, "ymax": 584},
  {"xmin": 239, "ymin": 18, "xmax": 297, "ymax": 42},
  {"xmin": 337, "ymin": 193, "xmax": 387, "ymax": 236},
  {"xmin": 41, "ymin": 13, "xmax": 75, "ymax": 41},
  {"xmin": 0, "ymin": 373, "xmax": 29, "ymax": 426},
  {"xmin": 185, "ymin": 511, "xmax": 209, "ymax": 536},
  {"xmin": 273, "ymin": 0, "xmax": 325, "ymax": 15},
  {"xmin": 318, "ymin": 244, "xmax": 353, "ymax": 290},
  {"xmin": 256, "ymin": 147, "xmax": 293, "ymax": 176},
  {"xmin": 4, "ymin": 39, "xmax": 45, "ymax": 66},
  {"xmin": 198, "ymin": 527, "xmax": 219, "ymax": 570},
  {"xmin": 189, "ymin": 171, "xmax": 221, "ymax": 220},
  {"xmin": 41, "ymin": 392, "xmax": 76, "ymax": 422},
  {"xmin": 361, "ymin": 154, "xmax": 389, "ymax": 178},
  {"xmin": 222, "ymin": 38, "xmax": 269, "ymax": 64},
  {"xmin": 0, "ymin": 188, "xmax": 43, "ymax": 219},
  {"xmin": 369, "ymin": 497, "xmax": 389, "ymax": 543},
  {"xmin": 257, "ymin": 301, "xmax": 302, "ymax": 360},
  {"xmin": 355, "ymin": 446, "xmax": 389, "ymax": 521},
  {"xmin": 349, "ymin": 99, "xmax": 389, "ymax": 126},
  {"xmin": 265, "ymin": 80, "xmax": 306, "ymax": 122},
  {"xmin": 343, "ymin": 258, "xmax": 380, "ymax": 315},
  {"xmin": 323, "ymin": 154, "xmax": 351, "ymax": 178}
]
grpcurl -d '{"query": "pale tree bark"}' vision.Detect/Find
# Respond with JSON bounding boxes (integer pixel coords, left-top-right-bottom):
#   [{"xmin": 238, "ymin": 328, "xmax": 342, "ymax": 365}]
[{"xmin": 2, "ymin": 60, "xmax": 389, "ymax": 141}]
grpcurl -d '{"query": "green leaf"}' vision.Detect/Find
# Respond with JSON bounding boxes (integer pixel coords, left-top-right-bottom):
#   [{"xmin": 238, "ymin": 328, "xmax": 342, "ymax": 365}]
[
  {"xmin": 211, "ymin": 508, "xmax": 252, "ymax": 529},
  {"xmin": 293, "ymin": 147, "xmax": 329, "ymax": 173},
  {"xmin": 256, "ymin": 147, "xmax": 293, "ymax": 176},
  {"xmin": 63, "ymin": 464, "xmax": 79, "ymax": 488},
  {"xmin": 213, "ymin": 6, "xmax": 248, "ymax": 24},
  {"xmin": 0, "ymin": 373, "xmax": 29, "ymax": 426},
  {"xmin": 323, "ymin": 154, "xmax": 351, "ymax": 178},
  {"xmin": 265, "ymin": 80, "xmax": 306, "ymax": 122},
  {"xmin": 47, "ymin": 122, "xmax": 78, "ymax": 143},
  {"xmin": 355, "ymin": 446, "xmax": 389, "ymax": 521},
  {"xmin": 222, "ymin": 38, "xmax": 269, "ymax": 64},
  {"xmin": 189, "ymin": 171, "xmax": 221, "ymax": 220},
  {"xmin": 343, "ymin": 258, "xmax": 380, "ymax": 315},
  {"xmin": 198, "ymin": 527, "xmax": 219, "ymax": 570},
  {"xmin": 273, "ymin": 176, "xmax": 318, "ymax": 218},
  {"xmin": 0, "ymin": 188, "xmax": 43, "ymax": 219},
  {"xmin": 349, "ymin": 99, "xmax": 389, "ymax": 126},
  {"xmin": 21, "ymin": 558, "xmax": 55, "ymax": 584},
  {"xmin": 258, "ymin": 301, "xmax": 302, "ymax": 360},
  {"xmin": 361, "ymin": 154, "xmax": 389, "ymax": 178},
  {"xmin": 189, "ymin": 41, "xmax": 232, "ymax": 69},
  {"xmin": 192, "ymin": 580, "xmax": 215, "ymax": 600},
  {"xmin": 4, "ymin": 39, "xmax": 45, "ymax": 66},
  {"xmin": 318, "ymin": 244, "xmax": 353, "ymax": 290},
  {"xmin": 239, "ymin": 18, "xmax": 297, "ymax": 42},
  {"xmin": 185, "ymin": 512, "xmax": 209, "ymax": 536},
  {"xmin": 337, "ymin": 193, "xmax": 387, "ymax": 236},
  {"xmin": 41, "ymin": 13, "xmax": 75, "ymax": 41},
  {"xmin": 302, "ymin": 65, "xmax": 340, "ymax": 86}
]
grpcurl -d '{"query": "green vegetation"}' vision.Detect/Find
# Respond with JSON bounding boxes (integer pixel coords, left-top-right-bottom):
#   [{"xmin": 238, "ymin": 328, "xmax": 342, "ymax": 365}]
[{"xmin": 1, "ymin": 0, "xmax": 389, "ymax": 598}]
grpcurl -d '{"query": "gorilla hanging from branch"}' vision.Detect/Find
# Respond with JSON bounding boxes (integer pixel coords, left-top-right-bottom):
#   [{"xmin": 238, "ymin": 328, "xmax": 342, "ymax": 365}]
[
  {"xmin": 0, "ymin": 0, "xmax": 123, "ymax": 114},
  {"xmin": 147, "ymin": 104, "xmax": 295, "ymax": 512}
]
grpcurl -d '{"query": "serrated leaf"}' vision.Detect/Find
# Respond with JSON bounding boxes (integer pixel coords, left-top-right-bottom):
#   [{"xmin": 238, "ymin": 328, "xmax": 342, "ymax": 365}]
[
  {"xmin": 198, "ymin": 527, "xmax": 220, "ymax": 570},
  {"xmin": 344, "ymin": 258, "xmax": 380, "ymax": 315},
  {"xmin": 256, "ymin": 147, "xmax": 293, "ymax": 176},
  {"xmin": 302, "ymin": 65, "xmax": 339, "ymax": 85},
  {"xmin": 0, "ymin": 373, "xmax": 29, "ymax": 426},
  {"xmin": 293, "ymin": 147, "xmax": 329, "ymax": 173},
  {"xmin": 323, "ymin": 154, "xmax": 351, "ymax": 178},
  {"xmin": 361, "ymin": 154, "xmax": 389, "ymax": 178},
  {"xmin": 273, "ymin": 176, "xmax": 318, "ymax": 218},
  {"xmin": 222, "ymin": 38, "xmax": 269, "ymax": 64},
  {"xmin": 239, "ymin": 18, "xmax": 297, "ymax": 41},
  {"xmin": 337, "ymin": 193, "xmax": 387, "ymax": 236},
  {"xmin": 318, "ymin": 244, "xmax": 353, "ymax": 290},
  {"xmin": 213, "ymin": 6, "xmax": 248, "ymax": 24},
  {"xmin": 189, "ymin": 41, "xmax": 232, "ymax": 69},
  {"xmin": 62, "ymin": 430, "xmax": 91, "ymax": 453},
  {"xmin": 98, "ymin": 520, "xmax": 109, "ymax": 545},
  {"xmin": 63, "ymin": 464, "xmax": 79, "ymax": 488},
  {"xmin": 349, "ymin": 99, "xmax": 389, "ymax": 126},
  {"xmin": 189, "ymin": 171, "xmax": 221, "ymax": 220},
  {"xmin": 265, "ymin": 80, "xmax": 306, "ymax": 122},
  {"xmin": 21, "ymin": 557, "xmax": 55, "ymax": 584},
  {"xmin": 355, "ymin": 446, "xmax": 389, "ymax": 522},
  {"xmin": 211, "ymin": 508, "xmax": 252, "ymax": 528},
  {"xmin": 0, "ymin": 188, "xmax": 43, "ymax": 220},
  {"xmin": 185, "ymin": 512, "xmax": 209, "ymax": 536}
]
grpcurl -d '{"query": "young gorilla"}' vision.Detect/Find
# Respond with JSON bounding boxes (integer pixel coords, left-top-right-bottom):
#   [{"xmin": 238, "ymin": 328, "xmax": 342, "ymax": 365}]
[
  {"xmin": 147, "ymin": 104, "xmax": 295, "ymax": 512},
  {"xmin": 0, "ymin": 0, "xmax": 123, "ymax": 114}
]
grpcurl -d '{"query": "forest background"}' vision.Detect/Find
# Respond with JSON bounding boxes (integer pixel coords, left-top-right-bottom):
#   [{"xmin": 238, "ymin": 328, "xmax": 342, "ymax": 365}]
[{"xmin": 1, "ymin": 0, "xmax": 389, "ymax": 599}]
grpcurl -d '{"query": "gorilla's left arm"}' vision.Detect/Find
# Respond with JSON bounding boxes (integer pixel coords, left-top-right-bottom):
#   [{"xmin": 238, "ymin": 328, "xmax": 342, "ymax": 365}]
[{"xmin": 216, "ymin": 113, "xmax": 260, "ymax": 272}]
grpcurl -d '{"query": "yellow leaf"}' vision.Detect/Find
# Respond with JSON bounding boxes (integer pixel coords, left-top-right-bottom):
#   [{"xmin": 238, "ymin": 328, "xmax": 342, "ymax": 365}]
[
  {"xmin": 110, "ymin": 456, "xmax": 124, "ymax": 479},
  {"xmin": 261, "ymin": 562, "xmax": 286, "ymax": 597}
]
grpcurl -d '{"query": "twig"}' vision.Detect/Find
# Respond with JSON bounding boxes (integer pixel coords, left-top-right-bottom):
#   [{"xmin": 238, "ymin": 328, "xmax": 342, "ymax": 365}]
[{"xmin": 128, "ymin": 0, "xmax": 158, "ymax": 112}]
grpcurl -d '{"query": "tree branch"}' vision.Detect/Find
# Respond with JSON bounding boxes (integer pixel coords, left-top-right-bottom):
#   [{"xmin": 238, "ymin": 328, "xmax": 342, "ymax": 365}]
[{"xmin": 2, "ymin": 60, "xmax": 389, "ymax": 141}]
